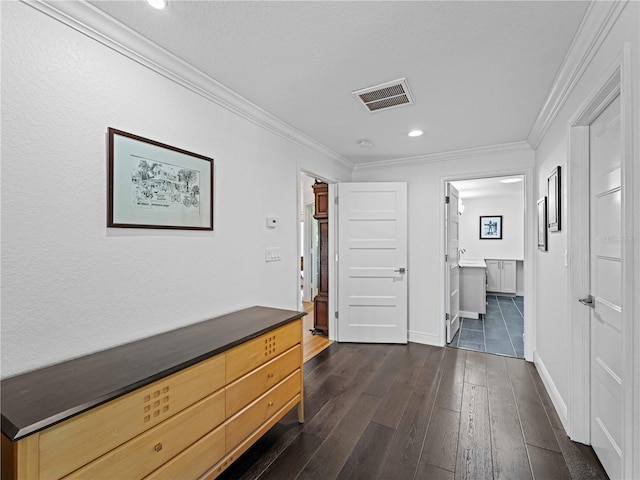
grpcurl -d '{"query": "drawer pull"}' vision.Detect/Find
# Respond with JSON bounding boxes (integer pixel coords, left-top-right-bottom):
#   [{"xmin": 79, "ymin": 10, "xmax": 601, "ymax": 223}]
[
  {"xmin": 154, "ymin": 443, "xmax": 163, "ymax": 452},
  {"xmin": 267, "ymin": 373, "xmax": 274, "ymax": 379},
  {"xmin": 268, "ymin": 401, "xmax": 274, "ymax": 407}
]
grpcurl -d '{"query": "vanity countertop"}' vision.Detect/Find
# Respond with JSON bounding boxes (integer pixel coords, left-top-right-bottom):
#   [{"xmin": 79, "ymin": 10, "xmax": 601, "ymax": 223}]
[{"xmin": 459, "ymin": 258, "xmax": 487, "ymax": 268}]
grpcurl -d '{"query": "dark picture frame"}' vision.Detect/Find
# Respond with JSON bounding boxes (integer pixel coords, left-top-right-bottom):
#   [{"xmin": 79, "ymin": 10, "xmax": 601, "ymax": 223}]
[
  {"xmin": 538, "ymin": 197, "xmax": 547, "ymax": 251},
  {"xmin": 548, "ymin": 166, "xmax": 561, "ymax": 232},
  {"xmin": 479, "ymin": 215, "xmax": 502, "ymax": 239},
  {"xmin": 108, "ymin": 128, "xmax": 214, "ymax": 230}
]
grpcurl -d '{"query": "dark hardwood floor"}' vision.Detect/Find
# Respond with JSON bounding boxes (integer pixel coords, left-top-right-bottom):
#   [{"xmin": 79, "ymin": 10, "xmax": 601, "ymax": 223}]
[{"xmin": 219, "ymin": 343, "xmax": 608, "ymax": 480}]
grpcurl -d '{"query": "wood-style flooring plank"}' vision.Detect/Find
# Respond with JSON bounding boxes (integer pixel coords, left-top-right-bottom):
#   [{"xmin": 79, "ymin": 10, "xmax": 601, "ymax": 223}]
[
  {"xmin": 362, "ymin": 345, "xmax": 408, "ymax": 398},
  {"xmin": 419, "ymin": 464, "xmax": 456, "ymax": 480},
  {"xmin": 371, "ymin": 343, "xmax": 430, "ymax": 428},
  {"xmin": 435, "ymin": 347, "xmax": 467, "ymax": 412},
  {"xmin": 257, "ymin": 431, "xmax": 324, "ymax": 480},
  {"xmin": 552, "ymin": 428, "xmax": 608, "ymax": 479},
  {"xmin": 505, "ymin": 357, "xmax": 561, "ymax": 452},
  {"xmin": 336, "ymin": 421, "xmax": 395, "ymax": 480},
  {"xmin": 416, "ymin": 407, "xmax": 460, "ymax": 473},
  {"xmin": 375, "ymin": 346, "xmax": 445, "ymax": 480},
  {"xmin": 527, "ymin": 444, "xmax": 571, "ymax": 480},
  {"xmin": 455, "ymin": 383, "xmax": 492, "ymax": 480},
  {"xmin": 464, "ymin": 350, "xmax": 487, "ymax": 387},
  {"xmin": 297, "ymin": 392, "xmax": 381, "ymax": 480},
  {"xmin": 485, "ymin": 354, "xmax": 533, "ymax": 480},
  {"xmin": 526, "ymin": 361, "xmax": 564, "ymax": 430}
]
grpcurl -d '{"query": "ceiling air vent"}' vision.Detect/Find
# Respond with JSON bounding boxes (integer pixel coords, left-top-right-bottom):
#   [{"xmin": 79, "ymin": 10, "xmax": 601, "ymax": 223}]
[{"xmin": 353, "ymin": 78, "xmax": 414, "ymax": 113}]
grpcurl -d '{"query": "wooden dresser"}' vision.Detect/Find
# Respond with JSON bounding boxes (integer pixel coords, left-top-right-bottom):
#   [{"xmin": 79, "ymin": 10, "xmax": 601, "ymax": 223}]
[{"xmin": 1, "ymin": 307, "xmax": 305, "ymax": 480}]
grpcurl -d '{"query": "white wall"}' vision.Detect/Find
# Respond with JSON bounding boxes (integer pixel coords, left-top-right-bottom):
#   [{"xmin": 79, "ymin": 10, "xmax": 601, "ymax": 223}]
[
  {"xmin": 352, "ymin": 148, "xmax": 535, "ymax": 346},
  {"xmin": 457, "ymin": 193, "xmax": 524, "ymax": 261},
  {"xmin": 0, "ymin": 2, "xmax": 351, "ymax": 378},
  {"xmin": 532, "ymin": 0, "xmax": 639, "ymax": 458}
]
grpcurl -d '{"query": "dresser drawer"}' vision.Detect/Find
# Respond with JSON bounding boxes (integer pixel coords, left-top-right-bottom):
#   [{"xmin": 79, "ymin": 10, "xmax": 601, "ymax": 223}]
[
  {"xmin": 226, "ymin": 320, "xmax": 301, "ymax": 383},
  {"xmin": 226, "ymin": 369, "xmax": 301, "ymax": 451},
  {"xmin": 40, "ymin": 353, "xmax": 225, "ymax": 479},
  {"xmin": 226, "ymin": 345, "xmax": 300, "ymax": 417},
  {"xmin": 143, "ymin": 424, "xmax": 224, "ymax": 480},
  {"xmin": 63, "ymin": 388, "xmax": 224, "ymax": 480}
]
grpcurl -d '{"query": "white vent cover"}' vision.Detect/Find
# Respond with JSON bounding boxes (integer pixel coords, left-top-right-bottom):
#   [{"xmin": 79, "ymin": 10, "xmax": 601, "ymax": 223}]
[{"xmin": 352, "ymin": 78, "xmax": 414, "ymax": 113}]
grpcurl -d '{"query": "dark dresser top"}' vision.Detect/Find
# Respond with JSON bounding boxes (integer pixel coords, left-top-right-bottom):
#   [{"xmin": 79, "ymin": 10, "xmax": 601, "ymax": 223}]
[{"xmin": 1, "ymin": 306, "xmax": 305, "ymax": 441}]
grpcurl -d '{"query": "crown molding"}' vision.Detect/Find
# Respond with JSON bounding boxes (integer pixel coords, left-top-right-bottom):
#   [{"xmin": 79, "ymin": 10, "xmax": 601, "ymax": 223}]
[
  {"xmin": 527, "ymin": 0, "xmax": 628, "ymax": 149},
  {"xmin": 23, "ymin": 0, "xmax": 354, "ymax": 170},
  {"xmin": 353, "ymin": 141, "xmax": 533, "ymax": 171}
]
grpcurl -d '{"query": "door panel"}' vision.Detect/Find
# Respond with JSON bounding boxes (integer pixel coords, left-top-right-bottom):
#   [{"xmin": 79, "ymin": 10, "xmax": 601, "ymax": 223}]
[
  {"xmin": 446, "ymin": 183, "xmax": 460, "ymax": 343},
  {"xmin": 338, "ymin": 182, "xmax": 408, "ymax": 343},
  {"xmin": 589, "ymin": 95, "xmax": 622, "ymax": 479}
]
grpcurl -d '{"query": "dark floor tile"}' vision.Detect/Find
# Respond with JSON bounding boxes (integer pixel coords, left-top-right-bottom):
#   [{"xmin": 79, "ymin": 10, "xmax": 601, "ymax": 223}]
[
  {"xmin": 458, "ymin": 341, "xmax": 486, "ymax": 352},
  {"xmin": 514, "ymin": 349, "xmax": 525, "ymax": 359},
  {"xmin": 505, "ymin": 323, "xmax": 524, "ymax": 336},
  {"xmin": 510, "ymin": 334, "xmax": 524, "ymax": 350},
  {"xmin": 450, "ymin": 327, "xmax": 460, "ymax": 346},
  {"xmin": 461, "ymin": 317, "xmax": 484, "ymax": 332},
  {"xmin": 484, "ymin": 324, "xmax": 509, "ymax": 337},
  {"xmin": 497, "ymin": 296, "xmax": 516, "ymax": 303},
  {"xmin": 459, "ymin": 329, "xmax": 484, "ymax": 344}
]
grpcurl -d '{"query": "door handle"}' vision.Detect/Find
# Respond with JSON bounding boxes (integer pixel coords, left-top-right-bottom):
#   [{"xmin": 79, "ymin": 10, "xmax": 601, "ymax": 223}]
[
  {"xmin": 579, "ymin": 295, "xmax": 594, "ymax": 308},
  {"xmin": 394, "ymin": 267, "xmax": 406, "ymax": 274}
]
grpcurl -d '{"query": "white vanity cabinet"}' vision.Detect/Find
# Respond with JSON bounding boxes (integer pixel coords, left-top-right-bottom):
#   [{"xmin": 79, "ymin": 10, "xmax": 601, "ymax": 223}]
[
  {"xmin": 486, "ymin": 259, "xmax": 517, "ymax": 294},
  {"xmin": 459, "ymin": 259, "xmax": 487, "ymax": 319}
]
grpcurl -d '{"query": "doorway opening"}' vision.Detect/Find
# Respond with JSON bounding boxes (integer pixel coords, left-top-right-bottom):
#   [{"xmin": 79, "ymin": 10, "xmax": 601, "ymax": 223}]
[
  {"xmin": 299, "ymin": 172, "xmax": 332, "ymax": 361},
  {"xmin": 445, "ymin": 175, "xmax": 525, "ymax": 358}
]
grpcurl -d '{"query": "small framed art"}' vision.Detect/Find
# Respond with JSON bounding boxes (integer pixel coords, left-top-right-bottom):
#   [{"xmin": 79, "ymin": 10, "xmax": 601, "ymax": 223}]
[
  {"xmin": 538, "ymin": 197, "xmax": 547, "ymax": 251},
  {"xmin": 479, "ymin": 215, "xmax": 502, "ymax": 240},
  {"xmin": 108, "ymin": 128, "xmax": 214, "ymax": 230},
  {"xmin": 548, "ymin": 166, "xmax": 561, "ymax": 232}
]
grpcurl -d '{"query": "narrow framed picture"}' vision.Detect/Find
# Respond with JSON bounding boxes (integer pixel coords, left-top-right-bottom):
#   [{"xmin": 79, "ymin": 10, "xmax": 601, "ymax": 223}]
[
  {"xmin": 479, "ymin": 215, "xmax": 502, "ymax": 239},
  {"xmin": 108, "ymin": 128, "xmax": 214, "ymax": 230},
  {"xmin": 538, "ymin": 197, "xmax": 547, "ymax": 251},
  {"xmin": 548, "ymin": 166, "xmax": 561, "ymax": 232}
]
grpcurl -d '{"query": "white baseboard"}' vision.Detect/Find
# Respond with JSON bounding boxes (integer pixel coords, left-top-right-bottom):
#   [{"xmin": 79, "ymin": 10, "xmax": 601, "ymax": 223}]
[
  {"xmin": 460, "ymin": 310, "xmax": 479, "ymax": 319},
  {"xmin": 408, "ymin": 330, "xmax": 442, "ymax": 346},
  {"xmin": 533, "ymin": 351, "xmax": 569, "ymax": 431}
]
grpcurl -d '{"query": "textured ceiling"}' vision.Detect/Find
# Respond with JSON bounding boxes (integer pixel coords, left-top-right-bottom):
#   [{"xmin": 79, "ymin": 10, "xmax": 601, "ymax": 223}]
[{"xmin": 88, "ymin": 1, "xmax": 589, "ymax": 165}]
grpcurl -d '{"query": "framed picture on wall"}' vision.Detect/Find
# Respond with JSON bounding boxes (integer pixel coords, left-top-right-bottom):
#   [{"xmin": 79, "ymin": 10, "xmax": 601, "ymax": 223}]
[
  {"xmin": 108, "ymin": 128, "xmax": 214, "ymax": 230},
  {"xmin": 538, "ymin": 197, "xmax": 547, "ymax": 251},
  {"xmin": 548, "ymin": 166, "xmax": 561, "ymax": 232},
  {"xmin": 479, "ymin": 215, "xmax": 502, "ymax": 239}
]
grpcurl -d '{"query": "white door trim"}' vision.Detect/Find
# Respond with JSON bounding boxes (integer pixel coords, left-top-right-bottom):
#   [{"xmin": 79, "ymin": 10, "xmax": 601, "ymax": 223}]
[
  {"xmin": 440, "ymin": 168, "xmax": 535, "ymax": 361},
  {"xmin": 566, "ymin": 45, "xmax": 636, "ymax": 479}
]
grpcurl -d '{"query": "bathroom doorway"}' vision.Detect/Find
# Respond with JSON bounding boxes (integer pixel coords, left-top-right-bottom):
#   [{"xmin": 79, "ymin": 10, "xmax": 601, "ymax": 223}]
[{"xmin": 445, "ymin": 175, "xmax": 525, "ymax": 358}]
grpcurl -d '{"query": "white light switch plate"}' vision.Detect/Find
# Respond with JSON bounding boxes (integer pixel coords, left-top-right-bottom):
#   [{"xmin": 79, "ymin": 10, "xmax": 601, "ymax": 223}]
[{"xmin": 265, "ymin": 247, "xmax": 281, "ymax": 262}]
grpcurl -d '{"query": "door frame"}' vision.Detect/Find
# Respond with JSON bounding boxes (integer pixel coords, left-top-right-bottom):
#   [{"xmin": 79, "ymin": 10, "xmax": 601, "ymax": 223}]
[
  {"xmin": 296, "ymin": 168, "xmax": 339, "ymax": 341},
  {"xmin": 567, "ymin": 46, "xmax": 636, "ymax": 478},
  {"xmin": 441, "ymin": 170, "xmax": 535, "ymax": 361}
]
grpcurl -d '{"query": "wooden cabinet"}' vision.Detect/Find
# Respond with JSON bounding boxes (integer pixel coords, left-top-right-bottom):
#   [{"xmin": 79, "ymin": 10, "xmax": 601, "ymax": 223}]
[
  {"xmin": 1, "ymin": 307, "xmax": 304, "ymax": 480},
  {"xmin": 486, "ymin": 259, "xmax": 517, "ymax": 294},
  {"xmin": 312, "ymin": 181, "xmax": 329, "ymax": 335}
]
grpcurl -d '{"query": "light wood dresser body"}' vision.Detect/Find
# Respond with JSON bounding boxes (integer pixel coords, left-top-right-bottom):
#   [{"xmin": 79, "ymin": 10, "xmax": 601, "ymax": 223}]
[{"xmin": 1, "ymin": 307, "xmax": 305, "ymax": 480}]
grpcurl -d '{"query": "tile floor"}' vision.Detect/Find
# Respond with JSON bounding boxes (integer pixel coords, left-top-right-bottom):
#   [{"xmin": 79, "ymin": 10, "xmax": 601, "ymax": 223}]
[{"xmin": 449, "ymin": 295, "xmax": 524, "ymax": 358}]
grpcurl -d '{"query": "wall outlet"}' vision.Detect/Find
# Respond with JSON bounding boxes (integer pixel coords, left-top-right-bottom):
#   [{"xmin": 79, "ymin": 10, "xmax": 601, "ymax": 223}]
[{"xmin": 265, "ymin": 247, "xmax": 281, "ymax": 262}]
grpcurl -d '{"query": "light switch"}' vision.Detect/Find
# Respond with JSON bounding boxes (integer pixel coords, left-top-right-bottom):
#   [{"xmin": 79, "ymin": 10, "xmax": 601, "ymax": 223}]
[{"xmin": 265, "ymin": 247, "xmax": 281, "ymax": 262}]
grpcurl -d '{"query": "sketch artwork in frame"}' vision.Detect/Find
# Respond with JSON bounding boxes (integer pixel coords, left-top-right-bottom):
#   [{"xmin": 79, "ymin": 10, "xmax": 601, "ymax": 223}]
[
  {"xmin": 547, "ymin": 166, "xmax": 561, "ymax": 232},
  {"xmin": 108, "ymin": 128, "xmax": 213, "ymax": 230},
  {"xmin": 538, "ymin": 197, "xmax": 547, "ymax": 251},
  {"xmin": 479, "ymin": 215, "xmax": 502, "ymax": 240}
]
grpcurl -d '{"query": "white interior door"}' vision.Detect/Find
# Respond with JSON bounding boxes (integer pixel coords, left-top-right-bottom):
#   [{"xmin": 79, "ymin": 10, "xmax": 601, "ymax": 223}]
[
  {"xmin": 337, "ymin": 182, "xmax": 407, "ymax": 343},
  {"xmin": 446, "ymin": 183, "xmax": 460, "ymax": 343},
  {"xmin": 588, "ymin": 95, "xmax": 623, "ymax": 478}
]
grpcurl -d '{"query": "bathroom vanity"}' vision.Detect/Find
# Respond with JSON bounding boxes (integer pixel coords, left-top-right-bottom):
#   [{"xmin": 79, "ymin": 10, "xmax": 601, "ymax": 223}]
[{"xmin": 459, "ymin": 258, "xmax": 487, "ymax": 319}]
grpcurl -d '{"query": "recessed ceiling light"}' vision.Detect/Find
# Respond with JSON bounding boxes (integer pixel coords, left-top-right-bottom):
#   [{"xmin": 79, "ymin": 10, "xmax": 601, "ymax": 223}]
[
  {"xmin": 358, "ymin": 139, "xmax": 374, "ymax": 149},
  {"xmin": 146, "ymin": 0, "xmax": 168, "ymax": 9},
  {"xmin": 408, "ymin": 130, "xmax": 423, "ymax": 137},
  {"xmin": 499, "ymin": 178, "xmax": 523, "ymax": 184}
]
